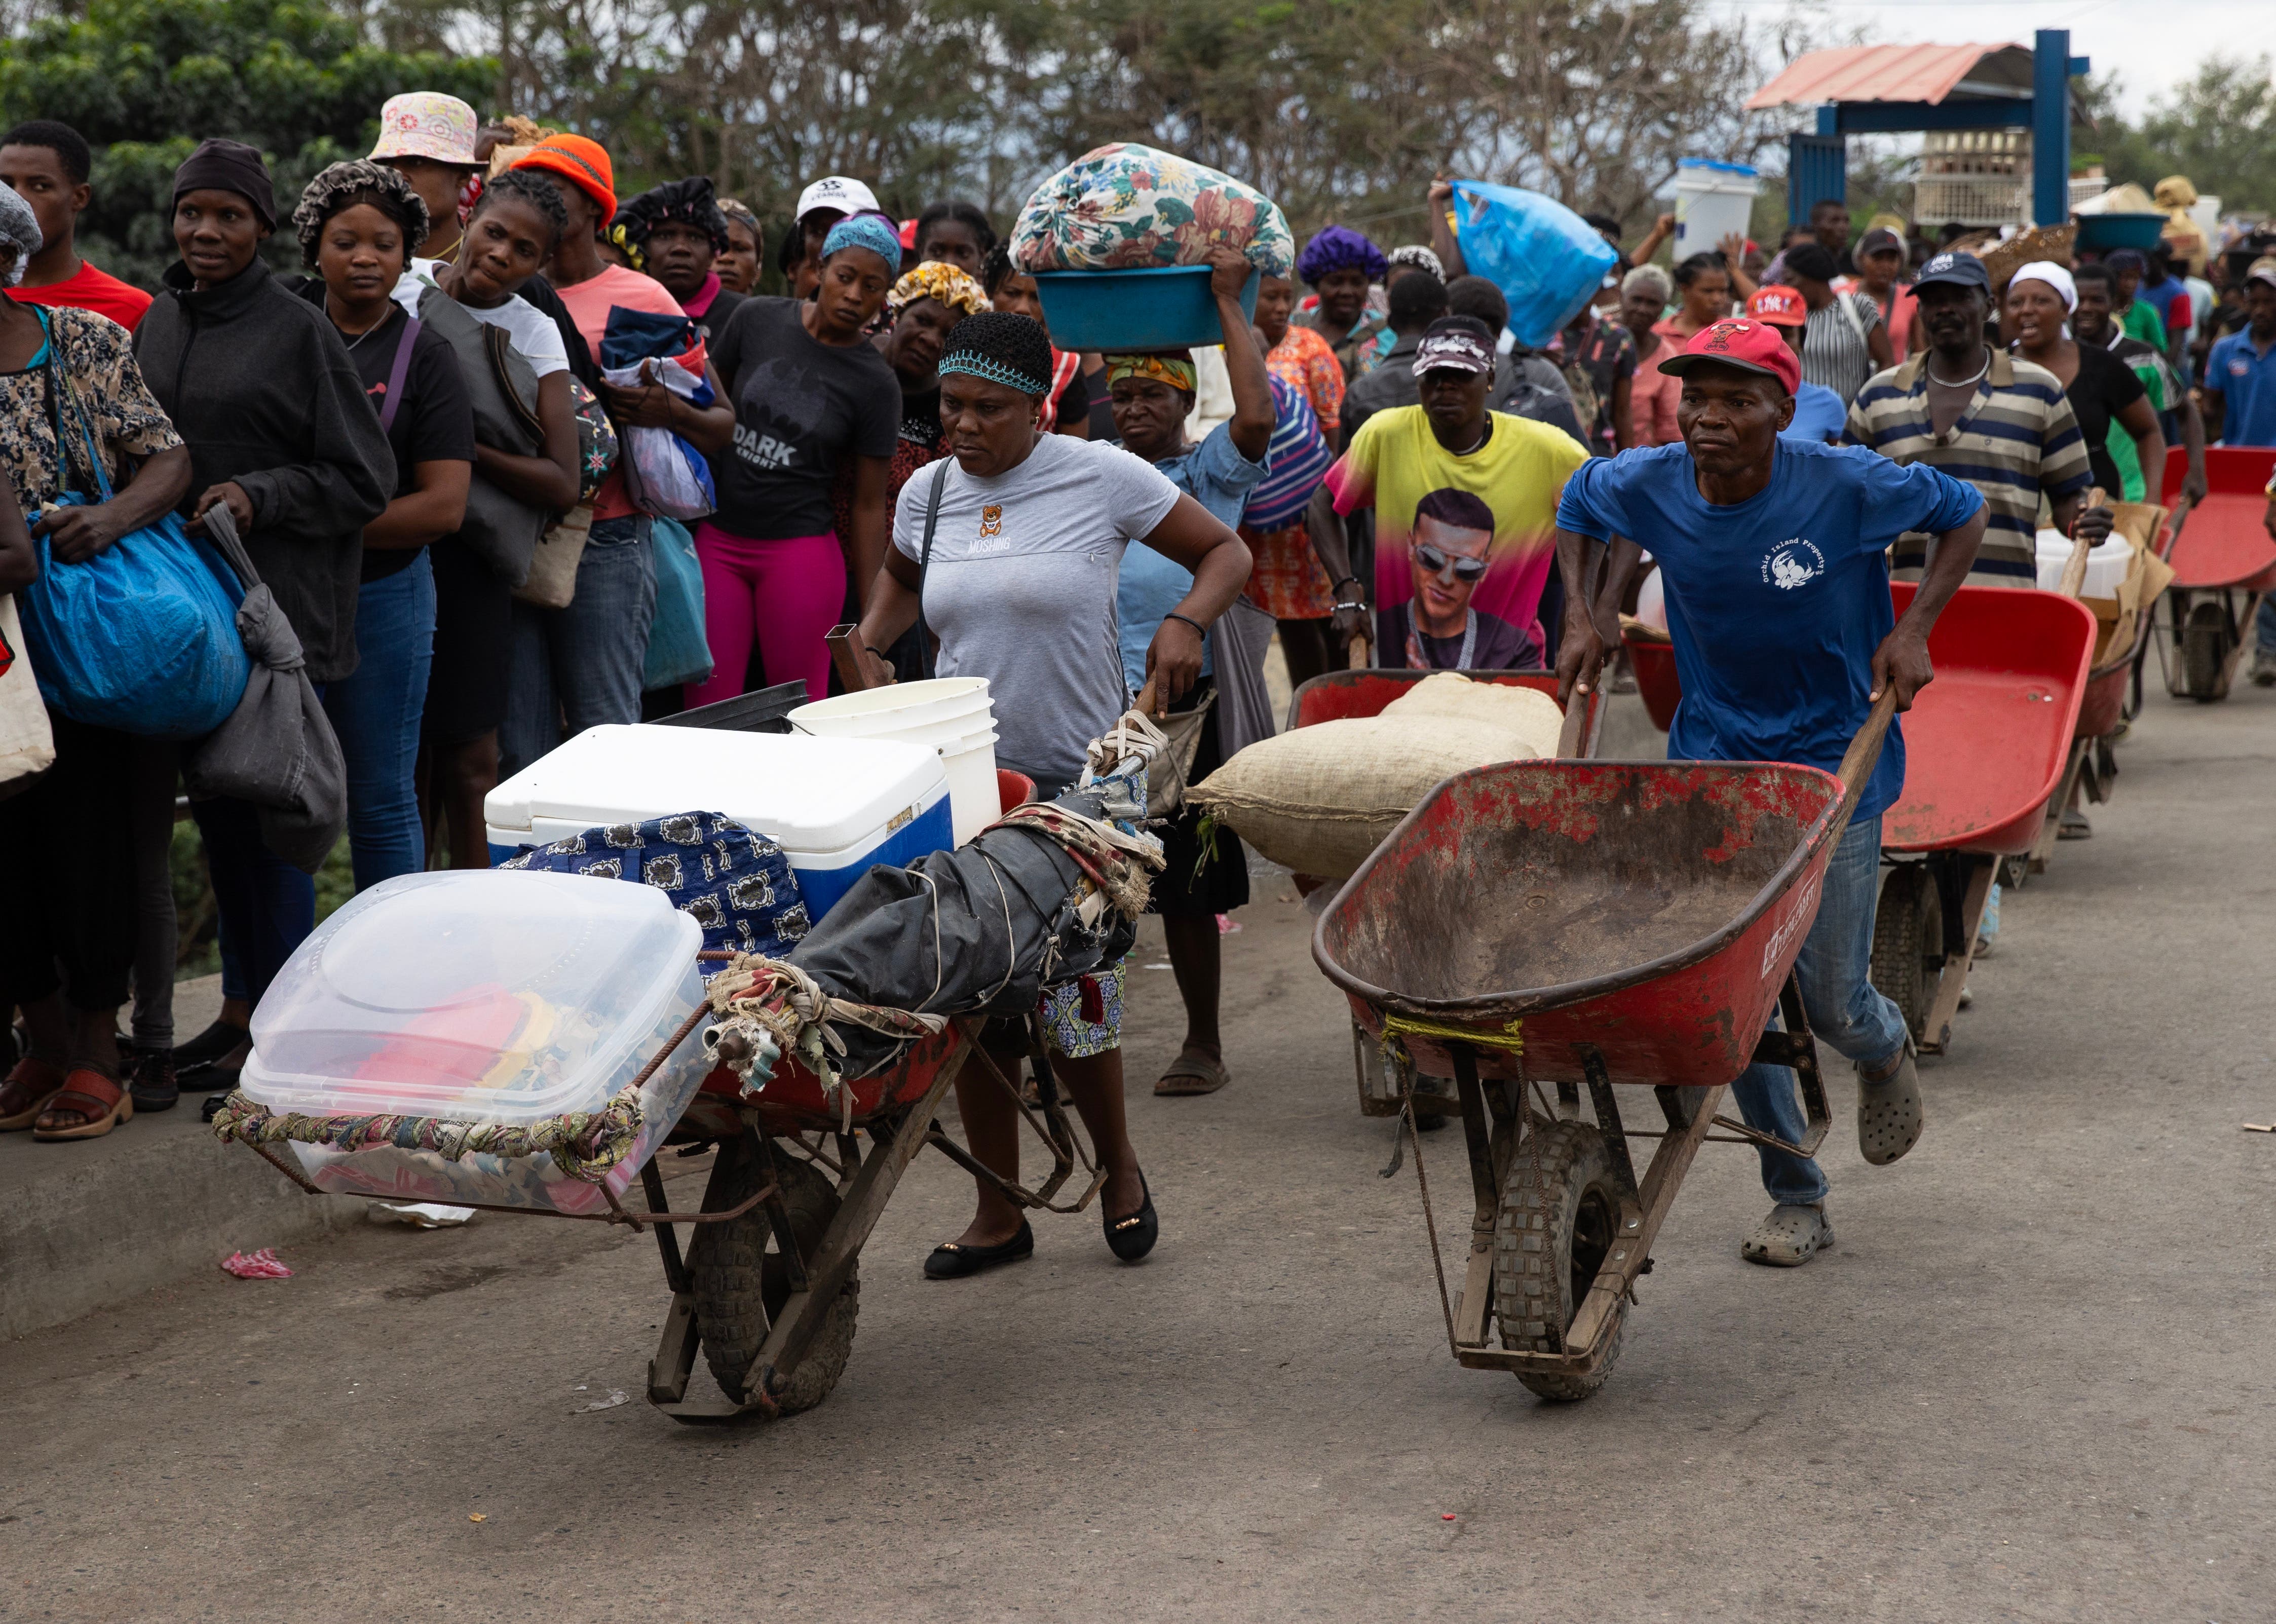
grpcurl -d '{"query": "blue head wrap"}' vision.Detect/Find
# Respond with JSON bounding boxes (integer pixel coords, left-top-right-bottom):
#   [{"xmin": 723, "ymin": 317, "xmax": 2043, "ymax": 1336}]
[
  {"xmin": 1296, "ymin": 224, "xmax": 1387, "ymax": 287},
  {"xmin": 822, "ymin": 211, "xmax": 904, "ymax": 272}
]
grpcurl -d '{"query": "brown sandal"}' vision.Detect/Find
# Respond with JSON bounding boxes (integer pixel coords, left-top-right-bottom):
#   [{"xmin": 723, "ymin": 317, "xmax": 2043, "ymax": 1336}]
[
  {"xmin": 1, "ymin": 1056, "xmax": 67, "ymax": 1131},
  {"xmin": 31, "ymin": 1068, "xmax": 134, "ymax": 1141},
  {"xmin": 1154, "ymin": 1053, "xmax": 1229, "ymax": 1097}
]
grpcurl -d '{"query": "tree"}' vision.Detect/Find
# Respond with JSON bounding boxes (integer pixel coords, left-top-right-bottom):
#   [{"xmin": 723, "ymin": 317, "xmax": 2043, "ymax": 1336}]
[
  {"xmin": 2077, "ymin": 56, "xmax": 2276, "ymax": 216},
  {"xmin": 0, "ymin": 0, "xmax": 494, "ymax": 285}
]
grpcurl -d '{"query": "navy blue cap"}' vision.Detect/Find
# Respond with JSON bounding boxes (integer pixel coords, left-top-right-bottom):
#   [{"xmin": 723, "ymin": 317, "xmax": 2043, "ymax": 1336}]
[{"xmin": 1913, "ymin": 250, "xmax": 1990, "ymax": 292}]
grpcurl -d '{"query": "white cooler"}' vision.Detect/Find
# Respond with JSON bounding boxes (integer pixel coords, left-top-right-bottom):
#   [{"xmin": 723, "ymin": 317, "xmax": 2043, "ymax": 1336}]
[{"xmin": 483, "ymin": 725, "xmax": 953, "ymax": 923}]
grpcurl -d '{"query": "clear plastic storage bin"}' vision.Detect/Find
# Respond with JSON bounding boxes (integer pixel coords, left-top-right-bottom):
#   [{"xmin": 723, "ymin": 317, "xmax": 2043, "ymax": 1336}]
[{"xmin": 239, "ymin": 871, "xmax": 709, "ymax": 1215}]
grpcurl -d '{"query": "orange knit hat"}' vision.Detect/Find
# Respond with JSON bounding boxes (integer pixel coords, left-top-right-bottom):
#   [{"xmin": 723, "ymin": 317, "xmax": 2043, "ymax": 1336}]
[{"xmin": 511, "ymin": 134, "xmax": 616, "ymax": 219}]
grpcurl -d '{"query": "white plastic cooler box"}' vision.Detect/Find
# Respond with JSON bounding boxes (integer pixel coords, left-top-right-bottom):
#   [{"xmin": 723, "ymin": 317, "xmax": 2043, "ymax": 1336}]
[
  {"xmin": 482, "ymin": 725, "xmax": 954, "ymax": 922},
  {"xmin": 239, "ymin": 871, "xmax": 712, "ymax": 1214}
]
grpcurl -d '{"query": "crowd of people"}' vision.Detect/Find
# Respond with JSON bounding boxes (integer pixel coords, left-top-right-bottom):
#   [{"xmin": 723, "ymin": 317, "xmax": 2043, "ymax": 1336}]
[{"xmin": 1, "ymin": 94, "xmax": 2271, "ymax": 1269}]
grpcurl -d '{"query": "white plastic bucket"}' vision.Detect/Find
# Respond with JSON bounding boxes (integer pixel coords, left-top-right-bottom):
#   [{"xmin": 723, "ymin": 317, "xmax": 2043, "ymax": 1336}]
[
  {"xmin": 1673, "ymin": 159, "xmax": 1758, "ymax": 260},
  {"xmin": 787, "ymin": 678, "xmax": 1002, "ymax": 845},
  {"xmin": 937, "ymin": 725, "xmax": 1003, "ymax": 846},
  {"xmin": 2034, "ymin": 530, "xmax": 2133, "ymax": 598}
]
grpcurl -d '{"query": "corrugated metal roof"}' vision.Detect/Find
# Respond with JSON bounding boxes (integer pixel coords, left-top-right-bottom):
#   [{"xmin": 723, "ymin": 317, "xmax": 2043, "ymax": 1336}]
[{"xmin": 1747, "ymin": 43, "xmax": 2031, "ymax": 111}]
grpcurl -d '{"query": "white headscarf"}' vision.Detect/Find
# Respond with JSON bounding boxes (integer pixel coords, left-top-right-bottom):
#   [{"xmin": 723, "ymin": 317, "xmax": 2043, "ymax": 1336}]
[
  {"xmin": 0, "ymin": 185, "xmax": 42, "ymax": 287},
  {"xmin": 2010, "ymin": 260, "xmax": 2076, "ymax": 313}
]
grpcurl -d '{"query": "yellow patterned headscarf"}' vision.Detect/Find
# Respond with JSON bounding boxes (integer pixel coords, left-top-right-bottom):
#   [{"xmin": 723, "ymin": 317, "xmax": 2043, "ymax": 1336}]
[
  {"xmin": 1104, "ymin": 352, "xmax": 1197, "ymax": 392},
  {"xmin": 886, "ymin": 260, "xmax": 991, "ymax": 322}
]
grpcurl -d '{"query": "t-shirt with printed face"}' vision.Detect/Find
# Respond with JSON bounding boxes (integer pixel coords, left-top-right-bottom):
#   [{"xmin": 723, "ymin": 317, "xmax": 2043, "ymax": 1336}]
[
  {"xmin": 1556, "ymin": 438, "xmax": 1983, "ymax": 820},
  {"xmin": 893, "ymin": 433, "xmax": 1182, "ymax": 794},
  {"xmin": 710, "ymin": 295, "xmax": 901, "ymax": 540},
  {"xmin": 1326, "ymin": 405, "xmax": 1588, "ymax": 647}
]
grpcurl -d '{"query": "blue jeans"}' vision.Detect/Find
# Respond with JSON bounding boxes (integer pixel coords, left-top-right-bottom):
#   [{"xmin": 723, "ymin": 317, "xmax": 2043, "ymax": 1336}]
[
  {"xmin": 1729, "ymin": 812, "xmax": 1909, "ymax": 1206},
  {"xmin": 499, "ymin": 515, "xmax": 655, "ymax": 779},
  {"xmin": 193, "ymin": 795, "xmax": 316, "ymax": 1013},
  {"xmin": 321, "ymin": 552, "xmax": 436, "ymax": 893},
  {"xmin": 2255, "ymin": 596, "xmax": 2275, "ymax": 653}
]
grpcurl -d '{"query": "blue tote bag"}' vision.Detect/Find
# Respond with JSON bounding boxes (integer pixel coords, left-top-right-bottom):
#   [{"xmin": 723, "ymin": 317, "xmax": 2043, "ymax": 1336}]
[
  {"xmin": 641, "ymin": 515, "xmax": 714, "ymax": 691},
  {"xmin": 18, "ymin": 315, "xmax": 249, "ymax": 738}
]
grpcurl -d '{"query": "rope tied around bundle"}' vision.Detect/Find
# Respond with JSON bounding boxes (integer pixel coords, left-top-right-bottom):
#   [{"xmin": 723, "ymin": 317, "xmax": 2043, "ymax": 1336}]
[
  {"xmin": 1382, "ymin": 1014, "xmax": 1524, "ymax": 1052},
  {"xmin": 702, "ymin": 953, "xmax": 949, "ymax": 1129},
  {"xmin": 208, "ymin": 1081, "xmax": 652, "ymax": 1184}
]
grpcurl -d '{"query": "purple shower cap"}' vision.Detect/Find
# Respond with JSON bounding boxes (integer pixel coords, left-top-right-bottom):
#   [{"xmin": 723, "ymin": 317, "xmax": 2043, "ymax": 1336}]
[{"xmin": 1296, "ymin": 224, "xmax": 1388, "ymax": 286}]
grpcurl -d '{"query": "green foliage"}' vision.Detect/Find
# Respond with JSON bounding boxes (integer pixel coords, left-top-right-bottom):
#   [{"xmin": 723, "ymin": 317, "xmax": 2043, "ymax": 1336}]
[
  {"xmin": 2077, "ymin": 58, "xmax": 2276, "ymax": 216},
  {"xmin": 0, "ymin": 0, "xmax": 493, "ymax": 286}
]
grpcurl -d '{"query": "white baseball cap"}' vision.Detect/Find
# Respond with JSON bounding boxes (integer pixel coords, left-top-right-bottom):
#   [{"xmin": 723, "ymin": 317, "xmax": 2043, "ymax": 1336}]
[{"xmin": 795, "ymin": 175, "xmax": 880, "ymax": 221}]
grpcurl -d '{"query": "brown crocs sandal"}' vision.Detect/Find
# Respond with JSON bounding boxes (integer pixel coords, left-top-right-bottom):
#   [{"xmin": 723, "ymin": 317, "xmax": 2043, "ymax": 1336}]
[
  {"xmin": 1154, "ymin": 1053, "xmax": 1228, "ymax": 1097},
  {"xmin": 1740, "ymin": 1203, "xmax": 1834, "ymax": 1267},
  {"xmin": 31, "ymin": 1069, "xmax": 134, "ymax": 1142},
  {"xmin": 1, "ymin": 1056, "xmax": 67, "ymax": 1131},
  {"xmin": 1856, "ymin": 1039, "xmax": 1925, "ymax": 1165}
]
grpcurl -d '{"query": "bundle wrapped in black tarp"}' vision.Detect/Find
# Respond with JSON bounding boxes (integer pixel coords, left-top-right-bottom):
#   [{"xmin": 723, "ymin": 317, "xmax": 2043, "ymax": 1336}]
[{"xmin": 705, "ymin": 738, "xmax": 1174, "ymax": 1088}]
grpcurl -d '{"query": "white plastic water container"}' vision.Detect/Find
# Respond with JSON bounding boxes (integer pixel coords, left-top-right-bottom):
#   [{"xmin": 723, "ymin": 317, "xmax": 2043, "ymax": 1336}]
[
  {"xmin": 482, "ymin": 725, "xmax": 952, "ymax": 922},
  {"xmin": 238, "ymin": 871, "xmax": 709, "ymax": 1215},
  {"xmin": 1673, "ymin": 159, "xmax": 1758, "ymax": 260},
  {"xmin": 2034, "ymin": 528, "xmax": 2133, "ymax": 597},
  {"xmin": 786, "ymin": 677, "xmax": 1003, "ymax": 846}
]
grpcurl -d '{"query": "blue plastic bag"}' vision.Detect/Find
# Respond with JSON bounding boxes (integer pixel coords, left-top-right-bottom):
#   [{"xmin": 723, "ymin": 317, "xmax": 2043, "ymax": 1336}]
[
  {"xmin": 642, "ymin": 516, "xmax": 714, "ymax": 691},
  {"xmin": 1450, "ymin": 180, "xmax": 1619, "ymax": 349},
  {"xmin": 20, "ymin": 494, "xmax": 249, "ymax": 738}
]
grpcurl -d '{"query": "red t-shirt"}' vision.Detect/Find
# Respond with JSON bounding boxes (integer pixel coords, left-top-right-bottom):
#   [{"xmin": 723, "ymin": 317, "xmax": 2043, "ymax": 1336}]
[
  {"xmin": 15, "ymin": 259, "xmax": 154, "ymax": 331},
  {"xmin": 553, "ymin": 263, "xmax": 685, "ymax": 522}
]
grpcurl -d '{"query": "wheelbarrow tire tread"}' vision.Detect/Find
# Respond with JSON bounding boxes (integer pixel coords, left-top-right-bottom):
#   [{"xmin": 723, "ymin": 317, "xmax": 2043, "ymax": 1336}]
[
  {"xmin": 1870, "ymin": 866, "xmax": 1940, "ymax": 1044},
  {"xmin": 1491, "ymin": 1118, "xmax": 1625, "ymax": 1403},
  {"xmin": 687, "ymin": 1143, "xmax": 859, "ymax": 1417},
  {"xmin": 2181, "ymin": 599, "xmax": 2228, "ymax": 701}
]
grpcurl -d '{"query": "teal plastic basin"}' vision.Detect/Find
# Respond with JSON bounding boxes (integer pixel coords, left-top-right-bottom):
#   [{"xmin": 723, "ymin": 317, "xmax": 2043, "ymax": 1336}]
[
  {"xmin": 1032, "ymin": 266, "xmax": 1261, "ymax": 352},
  {"xmin": 2075, "ymin": 213, "xmax": 2168, "ymax": 252}
]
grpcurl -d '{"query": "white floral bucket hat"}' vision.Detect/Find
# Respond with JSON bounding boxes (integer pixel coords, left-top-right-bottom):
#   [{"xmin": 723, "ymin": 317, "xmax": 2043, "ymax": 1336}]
[{"xmin": 368, "ymin": 93, "xmax": 480, "ymax": 166}]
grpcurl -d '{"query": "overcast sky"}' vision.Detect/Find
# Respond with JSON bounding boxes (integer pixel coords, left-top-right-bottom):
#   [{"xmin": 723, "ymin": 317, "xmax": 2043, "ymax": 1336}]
[{"xmin": 1703, "ymin": 0, "xmax": 2270, "ymax": 117}]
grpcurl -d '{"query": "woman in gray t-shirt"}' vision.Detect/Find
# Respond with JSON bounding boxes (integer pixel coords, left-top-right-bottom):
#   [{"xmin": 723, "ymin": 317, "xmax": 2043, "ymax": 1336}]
[{"xmin": 854, "ymin": 311, "xmax": 1252, "ymax": 1276}]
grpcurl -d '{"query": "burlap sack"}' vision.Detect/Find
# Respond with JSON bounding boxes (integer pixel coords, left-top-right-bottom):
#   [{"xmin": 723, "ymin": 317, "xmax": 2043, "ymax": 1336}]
[{"xmin": 1193, "ymin": 676, "xmax": 1561, "ymax": 880}]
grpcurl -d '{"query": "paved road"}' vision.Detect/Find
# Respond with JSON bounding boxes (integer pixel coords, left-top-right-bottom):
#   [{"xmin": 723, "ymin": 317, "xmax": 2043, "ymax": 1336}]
[{"xmin": 7, "ymin": 685, "xmax": 2272, "ymax": 1622}]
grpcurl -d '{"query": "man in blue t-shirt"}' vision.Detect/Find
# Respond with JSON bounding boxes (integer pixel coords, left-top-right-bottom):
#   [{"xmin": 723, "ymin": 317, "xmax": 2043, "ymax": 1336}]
[{"xmin": 1551, "ymin": 317, "xmax": 1987, "ymax": 1268}]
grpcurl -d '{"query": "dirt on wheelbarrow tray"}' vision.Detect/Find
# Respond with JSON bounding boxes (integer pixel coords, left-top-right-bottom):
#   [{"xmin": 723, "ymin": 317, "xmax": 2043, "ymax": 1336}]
[{"xmin": 1325, "ymin": 765, "xmax": 1824, "ymax": 1004}]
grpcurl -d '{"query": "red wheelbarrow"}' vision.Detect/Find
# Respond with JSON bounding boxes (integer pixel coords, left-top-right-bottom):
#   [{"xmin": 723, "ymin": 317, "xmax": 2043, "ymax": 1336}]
[
  {"xmin": 1313, "ymin": 697, "xmax": 1892, "ymax": 1401},
  {"xmin": 1870, "ymin": 582, "xmax": 2096, "ymax": 1054},
  {"xmin": 1284, "ymin": 666, "xmax": 1604, "ymax": 1120},
  {"xmin": 2023, "ymin": 501, "xmax": 2175, "ymax": 874},
  {"xmin": 2154, "ymin": 445, "xmax": 2276, "ymax": 702}
]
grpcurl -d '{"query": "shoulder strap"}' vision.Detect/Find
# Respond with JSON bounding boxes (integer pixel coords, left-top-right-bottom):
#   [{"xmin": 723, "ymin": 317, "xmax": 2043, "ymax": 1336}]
[
  {"xmin": 1838, "ymin": 291, "xmax": 1870, "ymax": 350},
  {"xmin": 914, "ymin": 459, "xmax": 950, "ymax": 680},
  {"xmin": 376, "ymin": 315, "xmax": 421, "ymax": 435}
]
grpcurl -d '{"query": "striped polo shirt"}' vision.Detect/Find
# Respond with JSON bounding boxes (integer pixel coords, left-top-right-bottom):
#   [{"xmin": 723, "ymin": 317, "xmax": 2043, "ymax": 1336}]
[{"xmin": 1844, "ymin": 350, "xmax": 2093, "ymax": 584}]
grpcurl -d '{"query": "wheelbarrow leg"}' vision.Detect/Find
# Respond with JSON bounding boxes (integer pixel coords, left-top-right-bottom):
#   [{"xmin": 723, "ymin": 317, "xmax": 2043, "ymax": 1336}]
[
  {"xmin": 642, "ymin": 1158, "xmax": 701, "ymax": 1406},
  {"xmin": 2028, "ymin": 740, "xmax": 2088, "ymax": 875},
  {"xmin": 1917, "ymin": 855, "xmax": 1996, "ymax": 1055},
  {"xmin": 1446, "ymin": 1045, "xmax": 1501, "ymax": 1350}
]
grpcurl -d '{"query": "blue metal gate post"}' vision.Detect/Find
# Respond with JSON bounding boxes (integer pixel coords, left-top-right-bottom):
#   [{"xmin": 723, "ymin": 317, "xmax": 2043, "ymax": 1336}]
[
  {"xmin": 2032, "ymin": 29, "xmax": 2071, "ymax": 227},
  {"xmin": 1788, "ymin": 106, "xmax": 1846, "ymax": 227}
]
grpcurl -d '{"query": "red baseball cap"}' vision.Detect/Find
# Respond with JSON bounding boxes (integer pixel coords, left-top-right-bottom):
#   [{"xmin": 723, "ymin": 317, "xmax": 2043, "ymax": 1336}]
[
  {"xmin": 1745, "ymin": 284, "xmax": 1807, "ymax": 328},
  {"xmin": 1657, "ymin": 317, "xmax": 1800, "ymax": 397}
]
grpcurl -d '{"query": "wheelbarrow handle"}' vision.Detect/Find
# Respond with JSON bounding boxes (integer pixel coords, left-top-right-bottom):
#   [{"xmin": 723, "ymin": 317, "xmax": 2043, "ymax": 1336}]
[
  {"xmin": 2056, "ymin": 485, "xmax": 2109, "ymax": 599},
  {"xmin": 1828, "ymin": 686, "xmax": 1901, "ymax": 851}
]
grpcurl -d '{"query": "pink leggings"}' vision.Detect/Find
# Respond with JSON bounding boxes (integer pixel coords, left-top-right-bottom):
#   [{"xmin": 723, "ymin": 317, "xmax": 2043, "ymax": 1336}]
[{"xmin": 686, "ymin": 523, "xmax": 847, "ymax": 707}]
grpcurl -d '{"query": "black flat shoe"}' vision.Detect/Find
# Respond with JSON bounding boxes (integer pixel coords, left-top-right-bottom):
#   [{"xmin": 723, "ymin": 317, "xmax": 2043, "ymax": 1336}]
[
  {"xmin": 173, "ymin": 1018, "xmax": 249, "ymax": 1071},
  {"xmin": 1103, "ymin": 1172, "xmax": 1157, "ymax": 1263},
  {"xmin": 128, "ymin": 1049, "xmax": 178, "ymax": 1114},
  {"xmin": 924, "ymin": 1220, "xmax": 1034, "ymax": 1280}
]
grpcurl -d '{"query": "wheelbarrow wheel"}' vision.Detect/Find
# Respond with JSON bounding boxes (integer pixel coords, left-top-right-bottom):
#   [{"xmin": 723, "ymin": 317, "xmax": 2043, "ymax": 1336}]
[
  {"xmin": 687, "ymin": 1141, "xmax": 859, "ymax": 1416},
  {"xmin": 1492, "ymin": 1119, "xmax": 1626, "ymax": 1402},
  {"xmin": 1871, "ymin": 865, "xmax": 1942, "ymax": 1044},
  {"xmin": 2181, "ymin": 599, "xmax": 2229, "ymax": 701}
]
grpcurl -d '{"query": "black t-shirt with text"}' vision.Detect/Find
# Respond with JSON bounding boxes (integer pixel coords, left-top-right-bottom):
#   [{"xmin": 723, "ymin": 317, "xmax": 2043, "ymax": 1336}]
[
  {"xmin": 707, "ymin": 296, "xmax": 900, "ymax": 539},
  {"xmin": 343, "ymin": 303, "xmax": 476, "ymax": 582}
]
